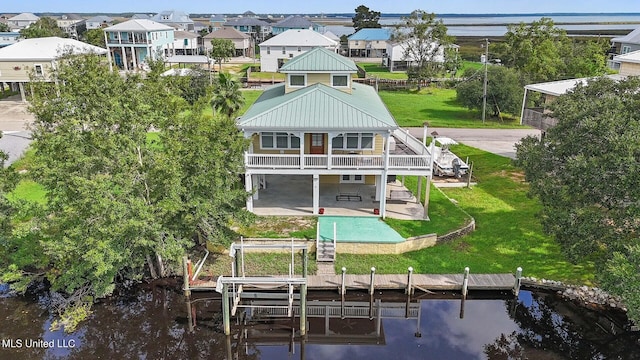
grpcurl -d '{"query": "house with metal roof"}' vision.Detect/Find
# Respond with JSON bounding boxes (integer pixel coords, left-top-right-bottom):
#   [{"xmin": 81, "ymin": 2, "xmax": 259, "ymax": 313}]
[
  {"xmin": 172, "ymin": 30, "xmax": 199, "ymax": 55},
  {"xmin": 347, "ymin": 28, "xmax": 392, "ymax": 58},
  {"xmin": 7, "ymin": 13, "xmax": 39, "ymax": 30},
  {"xmin": 258, "ymin": 29, "xmax": 338, "ymax": 72},
  {"xmin": 57, "ymin": 14, "xmax": 85, "ymax": 39},
  {"xmin": 86, "ymin": 16, "xmax": 113, "ymax": 30},
  {"xmin": 203, "ymin": 27, "xmax": 251, "ymax": 57},
  {"xmin": 238, "ymin": 47, "xmax": 433, "ymax": 219},
  {"xmin": 0, "ymin": 37, "xmax": 107, "ymax": 101},
  {"xmin": 271, "ymin": 15, "xmax": 320, "ymax": 35},
  {"xmin": 151, "ymin": 10, "xmax": 194, "ymax": 32},
  {"xmin": 103, "ymin": 19, "xmax": 175, "ymax": 71},
  {"xmin": 609, "ymin": 27, "xmax": 640, "ymax": 70},
  {"xmin": 224, "ymin": 18, "xmax": 271, "ymax": 42}
]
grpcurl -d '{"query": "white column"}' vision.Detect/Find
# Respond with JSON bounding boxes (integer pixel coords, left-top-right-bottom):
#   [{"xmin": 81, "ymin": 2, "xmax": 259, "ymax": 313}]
[
  {"xmin": 327, "ymin": 132, "xmax": 333, "ymax": 169},
  {"xmin": 423, "ymin": 175, "xmax": 431, "ymax": 220},
  {"xmin": 312, "ymin": 174, "xmax": 320, "ymax": 215},
  {"xmin": 374, "ymin": 175, "xmax": 381, "ymax": 201},
  {"xmin": 519, "ymin": 88, "xmax": 528, "ymax": 125},
  {"xmin": 131, "ymin": 46, "xmax": 138, "ymax": 70},
  {"xmin": 416, "ymin": 176, "xmax": 422, "ymax": 204},
  {"xmin": 121, "ymin": 46, "xmax": 128, "ymax": 71},
  {"xmin": 299, "ymin": 132, "xmax": 305, "ymax": 169},
  {"xmin": 18, "ymin": 82, "xmax": 26, "ymax": 102},
  {"xmin": 380, "ymin": 134, "xmax": 390, "ymax": 218},
  {"xmin": 245, "ymin": 173, "xmax": 253, "ymax": 212},
  {"xmin": 252, "ymin": 175, "xmax": 259, "ymax": 200},
  {"xmin": 105, "ymin": 32, "xmax": 113, "ymax": 72}
]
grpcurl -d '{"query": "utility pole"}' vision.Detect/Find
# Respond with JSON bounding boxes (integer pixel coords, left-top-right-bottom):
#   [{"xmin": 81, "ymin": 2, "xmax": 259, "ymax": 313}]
[{"xmin": 481, "ymin": 38, "xmax": 489, "ymax": 124}]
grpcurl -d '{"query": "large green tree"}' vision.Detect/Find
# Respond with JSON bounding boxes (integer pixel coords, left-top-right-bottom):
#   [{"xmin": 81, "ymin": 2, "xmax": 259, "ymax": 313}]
[
  {"xmin": 209, "ymin": 38, "xmax": 235, "ymax": 72},
  {"xmin": 1, "ymin": 53, "xmax": 249, "ymax": 329},
  {"xmin": 515, "ymin": 76, "xmax": 640, "ymax": 324},
  {"xmin": 20, "ymin": 17, "xmax": 67, "ymax": 38},
  {"xmin": 0, "ymin": 23, "xmax": 10, "ymax": 32},
  {"xmin": 456, "ymin": 65, "xmax": 523, "ymax": 118},
  {"xmin": 352, "ymin": 5, "xmax": 381, "ymax": 32},
  {"xmin": 393, "ymin": 10, "xmax": 453, "ymax": 89},
  {"xmin": 83, "ymin": 28, "xmax": 106, "ymax": 48},
  {"xmin": 0, "ymin": 134, "xmax": 16, "ymax": 244},
  {"xmin": 211, "ymin": 72, "xmax": 244, "ymax": 118},
  {"xmin": 495, "ymin": 18, "xmax": 608, "ymax": 83}
]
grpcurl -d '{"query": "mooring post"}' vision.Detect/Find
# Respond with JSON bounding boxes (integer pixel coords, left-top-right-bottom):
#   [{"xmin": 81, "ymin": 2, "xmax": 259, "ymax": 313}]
[
  {"xmin": 467, "ymin": 162, "xmax": 474, "ymax": 188},
  {"xmin": 514, "ymin": 267, "xmax": 523, "ymax": 296},
  {"xmin": 302, "ymin": 249, "xmax": 308, "ymax": 278},
  {"xmin": 341, "ymin": 267, "xmax": 346, "ymax": 295},
  {"xmin": 369, "ymin": 267, "xmax": 376, "ymax": 295},
  {"xmin": 300, "ymin": 283, "xmax": 307, "ymax": 336},
  {"xmin": 406, "ymin": 266, "xmax": 414, "ymax": 295},
  {"xmin": 233, "ymin": 251, "xmax": 240, "ymax": 278},
  {"xmin": 222, "ymin": 283, "xmax": 231, "ymax": 336},
  {"xmin": 462, "ymin": 267, "xmax": 469, "ymax": 299},
  {"xmin": 186, "ymin": 298, "xmax": 194, "ymax": 333},
  {"xmin": 182, "ymin": 255, "xmax": 191, "ymax": 298}
]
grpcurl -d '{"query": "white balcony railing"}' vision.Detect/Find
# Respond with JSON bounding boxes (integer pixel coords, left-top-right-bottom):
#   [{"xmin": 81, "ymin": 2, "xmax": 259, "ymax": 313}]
[{"xmin": 246, "ymin": 153, "xmax": 431, "ymax": 171}]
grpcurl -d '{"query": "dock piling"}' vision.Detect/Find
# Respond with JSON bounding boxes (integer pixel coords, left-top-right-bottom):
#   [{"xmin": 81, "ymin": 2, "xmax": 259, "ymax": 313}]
[
  {"xmin": 369, "ymin": 267, "xmax": 376, "ymax": 295},
  {"xmin": 514, "ymin": 267, "xmax": 522, "ymax": 296},
  {"xmin": 406, "ymin": 267, "xmax": 414, "ymax": 295},
  {"xmin": 222, "ymin": 283, "xmax": 231, "ymax": 335},
  {"xmin": 182, "ymin": 255, "xmax": 191, "ymax": 298},
  {"xmin": 341, "ymin": 267, "xmax": 346, "ymax": 295},
  {"xmin": 462, "ymin": 267, "xmax": 470, "ymax": 299},
  {"xmin": 300, "ymin": 283, "xmax": 307, "ymax": 336}
]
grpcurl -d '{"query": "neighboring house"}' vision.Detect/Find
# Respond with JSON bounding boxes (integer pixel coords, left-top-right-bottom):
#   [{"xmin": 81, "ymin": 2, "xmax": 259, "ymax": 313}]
[
  {"xmin": 258, "ymin": 29, "xmax": 338, "ymax": 72},
  {"xmin": 203, "ymin": 27, "xmax": 251, "ymax": 57},
  {"xmin": 172, "ymin": 30, "xmax": 199, "ymax": 55},
  {"xmin": 271, "ymin": 15, "xmax": 320, "ymax": 35},
  {"xmin": 384, "ymin": 40, "xmax": 458, "ymax": 72},
  {"xmin": 86, "ymin": 16, "xmax": 114, "ymax": 30},
  {"xmin": 0, "ymin": 32, "xmax": 20, "ymax": 48},
  {"xmin": 57, "ymin": 14, "xmax": 85, "ymax": 39},
  {"xmin": 322, "ymin": 30, "xmax": 340, "ymax": 42},
  {"xmin": 241, "ymin": 11, "xmax": 258, "ymax": 18},
  {"xmin": 224, "ymin": 18, "xmax": 271, "ymax": 42},
  {"xmin": 347, "ymin": 28, "xmax": 391, "ymax": 58},
  {"xmin": 613, "ymin": 49, "xmax": 640, "ymax": 76},
  {"xmin": 103, "ymin": 19, "xmax": 175, "ymax": 71},
  {"xmin": 193, "ymin": 21, "xmax": 208, "ymax": 33},
  {"xmin": 0, "ymin": 37, "xmax": 107, "ymax": 101},
  {"xmin": 520, "ymin": 74, "xmax": 627, "ymax": 132},
  {"xmin": 237, "ymin": 47, "xmax": 433, "ymax": 218},
  {"xmin": 609, "ymin": 27, "xmax": 640, "ymax": 69},
  {"xmin": 7, "ymin": 12, "xmax": 39, "ymax": 30},
  {"xmin": 151, "ymin": 10, "xmax": 194, "ymax": 32},
  {"xmin": 209, "ymin": 14, "xmax": 226, "ymax": 31}
]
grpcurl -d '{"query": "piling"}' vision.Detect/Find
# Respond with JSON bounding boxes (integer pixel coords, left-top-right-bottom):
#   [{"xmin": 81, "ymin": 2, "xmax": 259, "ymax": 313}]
[
  {"xmin": 300, "ymin": 283, "xmax": 307, "ymax": 336},
  {"xmin": 182, "ymin": 256, "xmax": 191, "ymax": 297},
  {"xmin": 341, "ymin": 267, "xmax": 346, "ymax": 295},
  {"xmin": 462, "ymin": 267, "xmax": 469, "ymax": 299},
  {"xmin": 467, "ymin": 162, "xmax": 474, "ymax": 188},
  {"xmin": 406, "ymin": 267, "xmax": 414, "ymax": 295},
  {"xmin": 302, "ymin": 249, "xmax": 308, "ymax": 278},
  {"xmin": 513, "ymin": 267, "xmax": 522, "ymax": 296},
  {"xmin": 222, "ymin": 283, "xmax": 231, "ymax": 335},
  {"xmin": 369, "ymin": 267, "xmax": 376, "ymax": 295}
]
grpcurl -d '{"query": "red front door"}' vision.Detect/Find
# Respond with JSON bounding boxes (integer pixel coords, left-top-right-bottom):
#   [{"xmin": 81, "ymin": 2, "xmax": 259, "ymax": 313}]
[{"xmin": 310, "ymin": 134, "xmax": 325, "ymax": 154}]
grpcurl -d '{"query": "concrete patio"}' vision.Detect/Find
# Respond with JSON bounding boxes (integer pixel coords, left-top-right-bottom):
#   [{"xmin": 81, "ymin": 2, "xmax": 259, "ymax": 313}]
[{"xmin": 251, "ymin": 175, "xmax": 426, "ymax": 220}]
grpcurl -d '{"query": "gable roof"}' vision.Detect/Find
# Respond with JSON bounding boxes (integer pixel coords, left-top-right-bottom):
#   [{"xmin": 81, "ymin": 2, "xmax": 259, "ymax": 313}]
[
  {"xmin": 225, "ymin": 18, "xmax": 269, "ymax": 27},
  {"xmin": 238, "ymin": 82, "xmax": 397, "ymax": 131},
  {"xmin": 348, "ymin": 28, "xmax": 392, "ymax": 41},
  {"xmin": 274, "ymin": 15, "xmax": 316, "ymax": 29},
  {"xmin": 86, "ymin": 15, "xmax": 113, "ymax": 23},
  {"xmin": 260, "ymin": 29, "xmax": 337, "ymax": 47},
  {"xmin": 174, "ymin": 30, "xmax": 198, "ymax": 39},
  {"xmin": 322, "ymin": 31, "xmax": 340, "ymax": 41},
  {"xmin": 204, "ymin": 27, "xmax": 249, "ymax": 40},
  {"xmin": 0, "ymin": 37, "xmax": 107, "ymax": 61},
  {"xmin": 613, "ymin": 49, "xmax": 640, "ymax": 64},
  {"xmin": 279, "ymin": 46, "xmax": 357, "ymax": 73},
  {"xmin": 105, "ymin": 19, "xmax": 173, "ymax": 31},
  {"xmin": 612, "ymin": 27, "xmax": 640, "ymax": 46},
  {"xmin": 151, "ymin": 10, "xmax": 193, "ymax": 24},
  {"xmin": 9, "ymin": 13, "xmax": 39, "ymax": 21}
]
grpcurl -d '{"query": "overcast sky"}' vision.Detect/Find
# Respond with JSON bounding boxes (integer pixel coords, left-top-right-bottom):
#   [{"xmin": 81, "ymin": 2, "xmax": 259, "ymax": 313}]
[{"xmin": 5, "ymin": 0, "xmax": 640, "ymax": 14}]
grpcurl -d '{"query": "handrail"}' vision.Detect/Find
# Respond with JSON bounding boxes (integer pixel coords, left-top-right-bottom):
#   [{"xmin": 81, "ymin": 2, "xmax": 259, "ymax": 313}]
[{"xmin": 391, "ymin": 128, "xmax": 431, "ymax": 156}]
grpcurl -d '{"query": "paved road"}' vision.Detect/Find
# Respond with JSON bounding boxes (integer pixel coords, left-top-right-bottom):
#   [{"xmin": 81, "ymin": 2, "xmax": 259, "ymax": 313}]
[
  {"xmin": 407, "ymin": 127, "xmax": 541, "ymax": 159},
  {"xmin": 0, "ymin": 131, "xmax": 31, "ymax": 166},
  {"xmin": 0, "ymin": 96, "xmax": 34, "ymax": 166}
]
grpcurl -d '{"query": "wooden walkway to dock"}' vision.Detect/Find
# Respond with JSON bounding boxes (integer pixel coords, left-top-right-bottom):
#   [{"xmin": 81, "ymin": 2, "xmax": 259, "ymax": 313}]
[{"xmin": 189, "ymin": 273, "xmax": 516, "ymax": 292}]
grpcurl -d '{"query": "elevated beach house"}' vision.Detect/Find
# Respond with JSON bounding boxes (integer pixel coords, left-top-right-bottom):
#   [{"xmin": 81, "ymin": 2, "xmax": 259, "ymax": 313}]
[
  {"xmin": 237, "ymin": 47, "xmax": 433, "ymax": 218},
  {"xmin": 103, "ymin": 19, "xmax": 175, "ymax": 71}
]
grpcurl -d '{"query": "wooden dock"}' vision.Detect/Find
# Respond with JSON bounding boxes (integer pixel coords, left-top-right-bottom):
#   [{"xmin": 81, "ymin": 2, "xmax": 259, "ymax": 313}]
[{"xmin": 189, "ymin": 273, "xmax": 516, "ymax": 292}]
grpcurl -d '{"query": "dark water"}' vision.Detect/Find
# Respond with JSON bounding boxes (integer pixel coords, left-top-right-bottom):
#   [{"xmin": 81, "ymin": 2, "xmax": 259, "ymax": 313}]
[{"xmin": 1, "ymin": 283, "xmax": 639, "ymax": 359}]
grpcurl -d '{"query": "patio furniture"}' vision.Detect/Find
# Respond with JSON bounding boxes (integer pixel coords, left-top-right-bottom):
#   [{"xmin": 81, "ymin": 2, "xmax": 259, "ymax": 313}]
[{"xmin": 336, "ymin": 187, "xmax": 362, "ymax": 201}]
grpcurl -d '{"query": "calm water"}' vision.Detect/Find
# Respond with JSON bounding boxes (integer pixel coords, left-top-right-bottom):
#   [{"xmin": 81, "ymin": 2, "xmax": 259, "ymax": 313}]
[{"xmin": 1, "ymin": 283, "xmax": 639, "ymax": 359}]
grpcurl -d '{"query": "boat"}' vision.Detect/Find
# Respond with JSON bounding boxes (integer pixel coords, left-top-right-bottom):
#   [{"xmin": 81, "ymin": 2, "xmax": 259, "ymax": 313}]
[{"xmin": 432, "ymin": 137, "xmax": 469, "ymax": 178}]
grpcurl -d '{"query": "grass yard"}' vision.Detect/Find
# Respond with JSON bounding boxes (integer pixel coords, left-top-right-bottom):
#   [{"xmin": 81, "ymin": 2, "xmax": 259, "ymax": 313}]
[
  {"xmin": 240, "ymin": 90, "xmax": 262, "ymax": 114},
  {"xmin": 235, "ymin": 216, "xmax": 317, "ymax": 239},
  {"xmin": 336, "ymin": 145, "xmax": 595, "ymax": 285},
  {"xmin": 357, "ymin": 62, "xmax": 409, "ymax": 80},
  {"xmin": 380, "ymin": 87, "xmax": 521, "ymax": 128}
]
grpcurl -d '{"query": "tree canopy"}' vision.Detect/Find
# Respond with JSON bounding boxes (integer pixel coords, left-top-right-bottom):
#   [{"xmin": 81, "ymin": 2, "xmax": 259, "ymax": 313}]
[
  {"xmin": 352, "ymin": 5, "xmax": 381, "ymax": 32},
  {"xmin": 20, "ymin": 17, "xmax": 67, "ymax": 39},
  {"xmin": 456, "ymin": 65, "xmax": 523, "ymax": 118},
  {"xmin": 211, "ymin": 72, "xmax": 244, "ymax": 118},
  {"xmin": 494, "ymin": 17, "xmax": 609, "ymax": 83},
  {"xmin": 393, "ymin": 10, "xmax": 453, "ymax": 89},
  {"xmin": 83, "ymin": 28, "xmax": 106, "ymax": 48},
  {"xmin": 0, "ymin": 53, "xmax": 250, "ymax": 329},
  {"xmin": 0, "ymin": 23, "xmax": 10, "ymax": 32},
  {"xmin": 210, "ymin": 38, "xmax": 235, "ymax": 72},
  {"xmin": 515, "ymin": 77, "xmax": 640, "ymax": 324}
]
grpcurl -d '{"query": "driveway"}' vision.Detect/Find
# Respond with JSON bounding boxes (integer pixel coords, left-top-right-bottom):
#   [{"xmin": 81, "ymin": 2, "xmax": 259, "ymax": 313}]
[
  {"xmin": 0, "ymin": 96, "xmax": 34, "ymax": 166},
  {"xmin": 406, "ymin": 127, "xmax": 541, "ymax": 159}
]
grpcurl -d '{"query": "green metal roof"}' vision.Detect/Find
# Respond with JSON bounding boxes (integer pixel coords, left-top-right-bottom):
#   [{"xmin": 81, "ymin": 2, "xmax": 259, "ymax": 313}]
[
  {"xmin": 237, "ymin": 82, "xmax": 398, "ymax": 131},
  {"xmin": 279, "ymin": 47, "xmax": 358, "ymax": 73}
]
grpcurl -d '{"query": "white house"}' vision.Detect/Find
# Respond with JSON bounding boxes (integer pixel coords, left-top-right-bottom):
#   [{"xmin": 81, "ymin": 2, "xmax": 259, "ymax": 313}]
[
  {"xmin": 384, "ymin": 40, "xmax": 457, "ymax": 72},
  {"xmin": 258, "ymin": 29, "xmax": 338, "ymax": 72},
  {"xmin": 7, "ymin": 13, "xmax": 39, "ymax": 31},
  {"xmin": 86, "ymin": 16, "xmax": 114, "ymax": 30},
  {"xmin": 172, "ymin": 30, "xmax": 199, "ymax": 55},
  {"xmin": 151, "ymin": 10, "xmax": 194, "ymax": 32},
  {"xmin": 0, "ymin": 37, "xmax": 107, "ymax": 101}
]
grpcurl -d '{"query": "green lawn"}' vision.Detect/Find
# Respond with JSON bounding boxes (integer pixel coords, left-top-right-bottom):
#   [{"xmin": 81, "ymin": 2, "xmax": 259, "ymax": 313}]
[
  {"xmin": 240, "ymin": 90, "xmax": 262, "ymax": 114},
  {"xmin": 357, "ymin": 62, "xmax": 409, "ymax": 80},
  {"xmin": 336, "ymin": 145, "xmax": 595, "ymax": 285},
  {"xmin": 380, "ymin": 87, "xmax": 522, "ymax": 128}
]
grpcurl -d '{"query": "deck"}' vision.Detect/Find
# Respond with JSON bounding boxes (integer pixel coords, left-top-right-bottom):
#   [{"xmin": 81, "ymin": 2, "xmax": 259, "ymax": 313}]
[{"xmin": 189, "ymin": 273, "xmax": 516, "ymax": 292}]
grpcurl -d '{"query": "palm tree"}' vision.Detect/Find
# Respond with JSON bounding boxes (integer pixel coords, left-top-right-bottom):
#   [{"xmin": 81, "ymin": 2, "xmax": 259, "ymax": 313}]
[{"xmin": 211, "ymin": 72, "xmax": 244, "ymax": 118}]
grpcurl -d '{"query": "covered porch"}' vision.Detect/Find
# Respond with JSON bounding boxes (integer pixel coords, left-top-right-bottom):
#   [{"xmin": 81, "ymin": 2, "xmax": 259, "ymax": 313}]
[{"xmin": 249, "ymin": 175, "xmax": 427, "ymax": 220}]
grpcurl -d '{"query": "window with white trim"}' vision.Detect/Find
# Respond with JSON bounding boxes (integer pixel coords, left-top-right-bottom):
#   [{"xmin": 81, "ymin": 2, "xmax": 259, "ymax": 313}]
[
  {"xmin": 622, "ymin": 45, "xmax": 631, "ymax": 54},
  {"xmin": 332, "ymin": 75, "xmax": 348, "ymax": 87},
  {"xmin": 34, "ymin": 64, "xmax": 44, "ymax": 77},
  {"xmin": 341, "ymin": 175, "xmax": 364, "ymax": 183},
  {"xmin": 289, "ymin": 74, "xmax": 306, "ymax": 87},
  {"xmin": 260, "ymin": 132, "xmax": 300, "ymax": 149},
  {"xmin": 332, "ymin": 133, "xmax": 374, "ymax": 150}
]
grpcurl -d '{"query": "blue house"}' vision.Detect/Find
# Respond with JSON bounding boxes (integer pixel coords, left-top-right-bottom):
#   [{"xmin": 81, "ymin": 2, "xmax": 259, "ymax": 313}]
[{"xmin": 104, "ymin": 19, "xmax": 175, "ymax": 71}]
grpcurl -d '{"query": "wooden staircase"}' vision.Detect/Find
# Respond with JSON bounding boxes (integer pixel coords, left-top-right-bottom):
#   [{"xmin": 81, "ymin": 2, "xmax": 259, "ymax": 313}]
[{"xmin": 316, "ymin": 241, "xmax": 335, "ymax": 262}]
